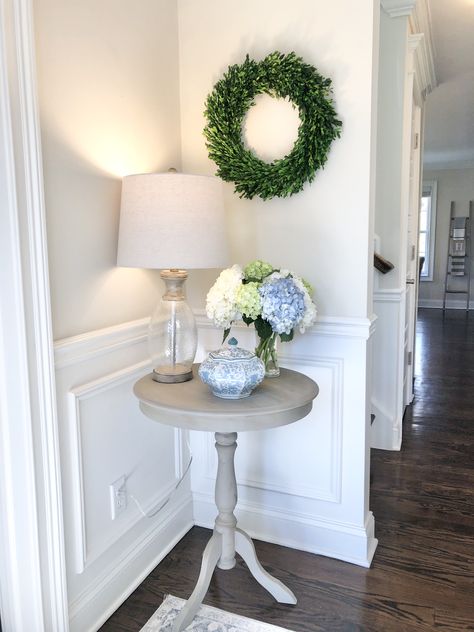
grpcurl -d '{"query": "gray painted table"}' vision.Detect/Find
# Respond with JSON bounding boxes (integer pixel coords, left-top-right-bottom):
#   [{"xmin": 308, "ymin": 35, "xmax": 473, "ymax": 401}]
[{"xmin": 134, "ymin": 365, "xmax": 319, "ymax": 632}]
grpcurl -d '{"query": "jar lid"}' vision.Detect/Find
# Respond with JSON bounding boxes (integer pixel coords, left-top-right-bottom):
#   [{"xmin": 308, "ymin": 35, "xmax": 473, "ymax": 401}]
[{"xmin": 209, "ymin": 337, "xmax": 255, "ymax": 361}]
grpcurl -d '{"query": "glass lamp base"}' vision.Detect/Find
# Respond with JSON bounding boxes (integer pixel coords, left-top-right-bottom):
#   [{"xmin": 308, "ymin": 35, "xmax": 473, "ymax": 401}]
[
  {"xmin": 148, "ymin": 269, "xmax": 197, "ymax": 384},
  {"xmin": 152, "ymin": 365, "xmax": 193, "ymax": 384}
]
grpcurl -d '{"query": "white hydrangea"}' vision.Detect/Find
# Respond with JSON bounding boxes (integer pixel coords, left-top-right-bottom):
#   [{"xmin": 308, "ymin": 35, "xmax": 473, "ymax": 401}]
[
  {"xmin": 206, "ymin": 264, "xmax": 243, "ymax": 329},
  {"xmin": 292, "ymin": 275, "xmax": 318, "ymax": 333}
]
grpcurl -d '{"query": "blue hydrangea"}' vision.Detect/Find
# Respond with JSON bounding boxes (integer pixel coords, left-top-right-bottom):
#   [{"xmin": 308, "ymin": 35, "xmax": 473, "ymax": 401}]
[{"xmin": 259, "ymin": 277, "xmax": 305, "ymax": 335}]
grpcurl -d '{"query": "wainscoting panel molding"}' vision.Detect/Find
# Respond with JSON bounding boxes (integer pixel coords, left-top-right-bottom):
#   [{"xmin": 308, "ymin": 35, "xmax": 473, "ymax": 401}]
[
  {"xmin": 193, "ymin": 314, "xmax": 377, "ymax": 568},
  {"xmin": 55, "ymin": 311, "xmax": 377, "ymax": 630},
  {"xmin": 201, "ymin": 356, "xmax": 343, "ymax": 504},
  {"xmin": 54, "ymin": 321, "xmax": 193, "ymax": 632},
  {"xmin": 372, "ymin": 289, "xmax": 405, "ymax": 450}
]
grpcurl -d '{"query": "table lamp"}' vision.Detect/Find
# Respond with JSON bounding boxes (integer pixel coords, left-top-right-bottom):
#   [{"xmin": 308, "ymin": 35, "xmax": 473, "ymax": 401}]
[{"xmin": 117, "ymin": 171, "xmax": 227, "ymax": 383}]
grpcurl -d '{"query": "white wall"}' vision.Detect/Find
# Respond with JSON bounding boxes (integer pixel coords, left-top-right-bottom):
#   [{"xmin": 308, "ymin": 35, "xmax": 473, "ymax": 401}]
[
  {"xmin": 419, "ymin": 168, "xmax": 474, "ymax": 308},
  {"xmin": 34, "ymin": 0, "xmax": 182, "ymax": 340},
  {"xmin": 374, "ymin": 10, "xmax": 407, "ymax": 291},
  {"xmin": 33, "ymin": 3, "xmax": 194, "ymax": 630},
  {"xmin": 371, "ymin": 11, "xmax": 414, "ymax": 450},
  {"xmin": 178, "ymin": 0, "xmax": 379, "ymax": 566},
  {"xmin": 178, "ymin": 0, "xmax": 378, "ymax": 320}
]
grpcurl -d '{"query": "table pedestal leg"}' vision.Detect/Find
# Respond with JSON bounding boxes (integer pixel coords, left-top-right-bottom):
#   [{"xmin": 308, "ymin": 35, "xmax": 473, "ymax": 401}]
[
  {"xmin": 172, "ymin": 431, "xmax": 296, "ymax": 631},
  {"xmin": 235, "ymin": 528, "xmax": 296, "ymax": 604},
  {"xmin": 214, "ymin": 432, "xmax": 238, "ymax": 570},
  {"xmin": 171, "ymin": 533, "xmax": 222, "ymax": 632}
]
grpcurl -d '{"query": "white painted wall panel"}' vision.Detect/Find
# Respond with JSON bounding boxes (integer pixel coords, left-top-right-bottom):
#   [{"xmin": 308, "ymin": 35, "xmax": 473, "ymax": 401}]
[
  {"xmin": 371, "ymin": 290, "xmax": 405, "ymax": 450},
  {"xmin": 54, "ymin": 324, "xmax": 193, "ymax": 632},
  {"xmin": 193, "ymin": 315, "xmax": 377, "ymax": 567},
  {"xmin": 200, "ymin": 360, "xmax": 340, "ymax": 504}
]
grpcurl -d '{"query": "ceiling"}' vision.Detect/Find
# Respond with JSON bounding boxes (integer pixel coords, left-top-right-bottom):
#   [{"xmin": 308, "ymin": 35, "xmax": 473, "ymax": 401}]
[{"xmin": 423, "ymin": 0, "xmax": 474, "ymax": 169}]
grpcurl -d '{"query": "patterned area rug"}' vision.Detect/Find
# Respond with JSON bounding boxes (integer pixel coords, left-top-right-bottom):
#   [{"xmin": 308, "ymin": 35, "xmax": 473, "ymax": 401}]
[{"xmin": 140, "ymin": 595, "xmax": 295, "ymax": 631}]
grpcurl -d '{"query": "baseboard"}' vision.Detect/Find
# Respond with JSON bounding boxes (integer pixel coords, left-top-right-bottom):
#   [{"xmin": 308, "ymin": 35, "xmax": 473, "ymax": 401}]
[
  {"xmin": 418, "ymin": 298, "xmax": 474, "ymax": 310},
  {"xmin": 69, "ymin": 495, "xmax": 193, "ymax": 632},
  {"xmin": 193, "ymin": 493, "xmax": 377, "ymax": 568}
]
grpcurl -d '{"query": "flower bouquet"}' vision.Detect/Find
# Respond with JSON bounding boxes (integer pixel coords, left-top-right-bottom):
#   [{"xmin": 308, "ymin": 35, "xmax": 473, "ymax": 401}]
[{"xmin": 206, "ymin": 260, "xmax": 317, "ymax": 377}]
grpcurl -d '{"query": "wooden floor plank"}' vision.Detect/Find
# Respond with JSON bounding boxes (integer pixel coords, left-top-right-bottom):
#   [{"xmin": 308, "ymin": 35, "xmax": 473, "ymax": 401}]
[{"xmin": 99, "ymin": 309, "xmax": 474, "ymax": 631}]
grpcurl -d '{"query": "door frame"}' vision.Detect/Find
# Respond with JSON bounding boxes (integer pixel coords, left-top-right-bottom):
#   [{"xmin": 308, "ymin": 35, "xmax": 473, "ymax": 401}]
[
  {"xmin": 399, "ymin": 34, "xmax": 424, "ymax": 417},
  {"xmin": 0, "ymin": 0, "xmax": 69, "ymax": 630},
  {"xmin": 404, "ymin": 101, "xmax": 422, "ymax": 406}
]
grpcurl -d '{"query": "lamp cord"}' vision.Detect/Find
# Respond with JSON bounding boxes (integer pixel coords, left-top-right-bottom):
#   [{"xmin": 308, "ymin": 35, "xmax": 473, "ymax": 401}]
[{"xmin": 130, "ymin": 438, "xmax": 193, "ymax": 519}]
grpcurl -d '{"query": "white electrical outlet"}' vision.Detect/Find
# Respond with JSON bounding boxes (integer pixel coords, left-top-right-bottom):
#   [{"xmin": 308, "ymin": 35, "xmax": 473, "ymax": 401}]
[{"xmin": 109, "ymin": 475, "xmax": 127, "ymax": 520}]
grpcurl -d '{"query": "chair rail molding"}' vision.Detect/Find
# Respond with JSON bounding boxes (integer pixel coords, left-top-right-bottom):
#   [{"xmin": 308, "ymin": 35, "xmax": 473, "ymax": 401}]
[
  {"xmin": 373, "ymin": 287, "xmax": 405, "ymax": 303},
  {"xmin": 54, "ymin": 317, "xmax": 149, "ymax": 369},
  {"xmin": 194, "ymin": 309, "xmax": 375, "ymax": 341},
  {"xmin": 0, "ymin": 0, "xmax": 68, "ymax": 630}
]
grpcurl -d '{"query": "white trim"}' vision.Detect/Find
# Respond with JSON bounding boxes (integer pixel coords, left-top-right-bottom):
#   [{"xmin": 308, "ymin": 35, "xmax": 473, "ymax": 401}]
[
  {"xmin": 67, "ymin": 360, "xmax": 157, "ymax": 574},
  {"xmin": 194, "ymin": 309, "xmax": 375, "ymax": 341},
  {"xmin": 202, "ymin": 355, "xmax": 344, "ymax": 504},
  {"xmin": 193, "ymin": 493, "xmax": 377, "ymax": 568},
  {"xmin": 373, "ymin": 288, "xmax": 405, "ymax": 303},
  {"xmin": 54, "ymin": 310, "xmax": 376, "ymax": 369},
  {"xmin": 0, "ymin": 0, "xmax": 68, "ymax": 630},
  {"xmin": 69, "ymin": 496, "xmax": 193, "ymax": 632},
  {"xmin": 54, "ymin": 317, "xmax": 149, "ymax": 369},
  {"xmin": 418, "ymin": 299, "xmax": 474, "ymax": 310},
  {"xmin": 419, "ymin": 180, "xmax": 437, "ymax": 282},
  {"xmin": 381, "ymin": 0, "xmax": 416, "ymax": 18}
]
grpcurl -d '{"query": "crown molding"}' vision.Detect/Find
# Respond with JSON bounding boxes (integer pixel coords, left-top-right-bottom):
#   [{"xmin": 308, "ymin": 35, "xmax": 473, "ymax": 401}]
[
  {"xmin": 380, "ymin": 0, "xmax": 416, "ymax": 18},
  {"xmin": 409, "ymin": 0, "xmax": 437, "ymax": 99}
]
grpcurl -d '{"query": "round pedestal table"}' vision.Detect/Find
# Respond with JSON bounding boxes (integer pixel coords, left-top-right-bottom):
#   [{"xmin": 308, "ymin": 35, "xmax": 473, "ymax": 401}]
[{"xmin": 134, "ymin": 364, "xmax": 318, "ymax": 632}]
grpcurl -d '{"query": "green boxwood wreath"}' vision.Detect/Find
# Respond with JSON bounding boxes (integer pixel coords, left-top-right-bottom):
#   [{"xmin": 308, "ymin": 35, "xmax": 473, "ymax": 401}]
[{"xmin": 203, "ymin": 51, "xmax": 342, "ymax": 200}]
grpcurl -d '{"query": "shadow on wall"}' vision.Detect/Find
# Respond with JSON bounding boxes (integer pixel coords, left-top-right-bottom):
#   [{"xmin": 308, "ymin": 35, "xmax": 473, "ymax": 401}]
[{"xmin": 40, "ymin": 122, "xmax": 165, "ymax": 340}]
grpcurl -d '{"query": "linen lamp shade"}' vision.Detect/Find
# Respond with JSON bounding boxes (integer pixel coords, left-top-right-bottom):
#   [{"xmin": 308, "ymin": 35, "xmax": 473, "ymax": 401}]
[
  {"xmin": 117, "ymin": 171, "xmax": 227, "ymax": 384},
  {"xmin": 117, "ymin": 172, "xmax": 227, "ymax": 270}
]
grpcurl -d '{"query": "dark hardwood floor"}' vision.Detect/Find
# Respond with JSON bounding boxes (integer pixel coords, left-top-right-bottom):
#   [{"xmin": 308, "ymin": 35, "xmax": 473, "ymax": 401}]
[{"xmin": 100, "ymin": 308, "xmax": 474, "ymax": 631}]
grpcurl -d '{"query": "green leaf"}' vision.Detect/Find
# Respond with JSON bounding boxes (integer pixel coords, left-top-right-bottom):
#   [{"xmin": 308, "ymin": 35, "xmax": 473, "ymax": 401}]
[
  {"xmin": 279, "ymin": 330, "xmax": 294, "ymax": 343},
  {"xmin": 242, "ymin": 315, "xmax": 254, "ymax": 326},
  {"xmin": 222, "ymin": 328, "xmax": 231, "ymax": 344},
  {"xmin": 202, "ymin": 51, "xmax": 341, "ymax": 201},
  {"xmin": 254, "ymin": 317, "xmax": 273, "ymax": 340}
]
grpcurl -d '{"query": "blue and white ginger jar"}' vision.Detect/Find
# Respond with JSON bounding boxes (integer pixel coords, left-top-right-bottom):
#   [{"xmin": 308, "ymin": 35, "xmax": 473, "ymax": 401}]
[{"xmin": 199, "ymin": 338, "xmax": 265, "ymax": 399}]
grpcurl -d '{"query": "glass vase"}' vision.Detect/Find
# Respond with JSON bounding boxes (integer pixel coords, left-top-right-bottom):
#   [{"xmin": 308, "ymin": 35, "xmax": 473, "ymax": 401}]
[{"xmin": 255, "ymin": 333, "xmax": 280, "ymax": 378}]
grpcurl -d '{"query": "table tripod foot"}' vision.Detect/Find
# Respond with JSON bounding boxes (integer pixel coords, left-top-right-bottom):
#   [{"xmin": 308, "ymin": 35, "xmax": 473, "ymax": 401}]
[
  {"xmin": 171, "ymin": 532, "xmax": 222, "ymax": 632},
  {"xmin": 235, "ymin": 528, "xmax": 297, "ymax": 605}
]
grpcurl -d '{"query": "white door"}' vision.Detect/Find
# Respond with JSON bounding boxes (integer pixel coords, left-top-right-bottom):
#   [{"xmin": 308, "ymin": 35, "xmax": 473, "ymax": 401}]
[{"xmin": 403, "ymin": 103, "xmax": 422, "ymax": 406}]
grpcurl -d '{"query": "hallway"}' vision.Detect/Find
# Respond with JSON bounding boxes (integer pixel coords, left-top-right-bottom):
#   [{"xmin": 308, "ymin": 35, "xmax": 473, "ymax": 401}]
[
  {"xmin": 101, "ymin": 309, "xmax": 474, "ymax": 631},
  {"xmin": 369, "ymin": 308, "xmax": 474, "ymax": 631}
]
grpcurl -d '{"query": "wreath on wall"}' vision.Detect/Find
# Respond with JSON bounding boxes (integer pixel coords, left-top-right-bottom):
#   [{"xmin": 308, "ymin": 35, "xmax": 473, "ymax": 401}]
[{"xmin": 203, "ymin": 51, "xmax": 342, "ymax": 201}]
